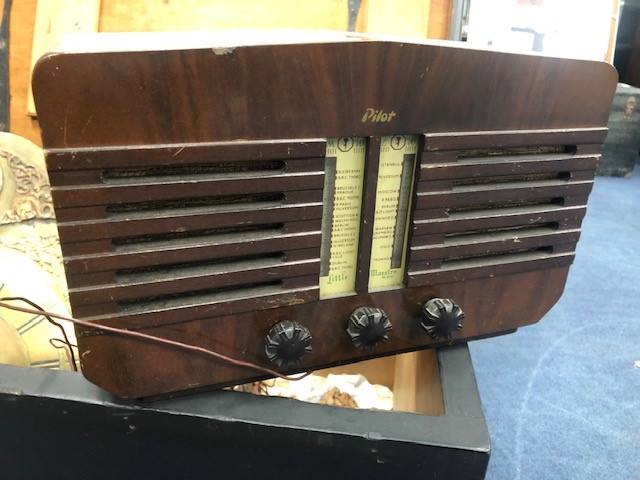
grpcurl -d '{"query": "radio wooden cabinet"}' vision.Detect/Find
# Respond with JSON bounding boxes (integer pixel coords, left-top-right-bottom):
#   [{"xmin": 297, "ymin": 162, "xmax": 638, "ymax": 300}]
[{"xmin": 32, "ymin": 31, "xmax": 617, "ymax": 398}]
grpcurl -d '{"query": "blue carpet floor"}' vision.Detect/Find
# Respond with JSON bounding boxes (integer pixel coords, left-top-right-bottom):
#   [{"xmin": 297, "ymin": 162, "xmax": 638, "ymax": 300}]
[{"xmin": 470, "ymin": 167, "xmax": 640, "ymax": 480}]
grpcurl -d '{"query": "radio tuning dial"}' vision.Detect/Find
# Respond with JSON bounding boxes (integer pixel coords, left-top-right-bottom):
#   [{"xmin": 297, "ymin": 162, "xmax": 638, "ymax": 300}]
[
  {"xmin": 420, "ymin": 298, "xmax": 465, "ymax": 341},
  {"xmin": 265, "ymin": 320, "xmax": 312, "ymax": 368},
  {"xmin": 347, "ymin": 307, "xmax": 393, "ymax": 349}
]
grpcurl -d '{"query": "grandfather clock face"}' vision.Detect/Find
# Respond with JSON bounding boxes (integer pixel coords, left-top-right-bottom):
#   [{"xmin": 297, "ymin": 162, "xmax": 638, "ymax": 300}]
[
  {"xmin": 0, "ymin": 303, "xmax": 65, "ymax": 369},
  {"xmin": 0, "ymin": 250, "xmax": 76, "ymax": 371},
  {"xmin": 0, "ymin": 132, "xmax": 76, "ymax": 371},
  {"xmin": 0, "ymin": 315, "xmax": 29, "ymax": 366}
]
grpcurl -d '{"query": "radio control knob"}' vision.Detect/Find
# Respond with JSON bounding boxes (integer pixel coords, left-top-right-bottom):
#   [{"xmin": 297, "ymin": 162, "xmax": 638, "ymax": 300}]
[
  {"xmin": 420, "ymin": 298, "xmax": 465, "ymax": 340},
  {"xmin": 265, "ymin": 320, "xmax": 312, "ymax": 368},
  {"xmin": 347, "ymin": 307, "xmax": 393, "ymax": 349}
]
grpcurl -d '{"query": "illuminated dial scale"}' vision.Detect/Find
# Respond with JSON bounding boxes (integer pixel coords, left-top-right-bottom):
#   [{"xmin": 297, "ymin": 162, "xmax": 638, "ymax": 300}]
[{"xmin": 320, "ymin": 135, "xmax": 418, "ymax": 297}]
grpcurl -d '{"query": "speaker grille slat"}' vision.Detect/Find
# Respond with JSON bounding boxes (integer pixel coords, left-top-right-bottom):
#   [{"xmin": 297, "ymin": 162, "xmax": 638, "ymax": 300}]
[
  {"xmin": 117, "ymin": 281, "xmax": 285, "ymax": 315},
  {"xmin": 407, "ymin": 250, "xmax": 575, "ymax": 287},
  {"xmin": 46, "ymin": 139, "xmax": 328, "ymax": 170},
  {"xmin": 52, "ymin": 172, "xmax": 325, "ymax": 208},
  {"xmin": 106, "ymin": 192, "xmax": 286, "ymax": 215},
  {"xmin": 413, "ymin": 204, "xmax": 586, "ymax": 236},
  {"xmin": 56, "ymin": 191, "xmax": 323, "ymax": 243},
  {"xmin": 78, "ymin": 283, "xmax": 320, "ymax": 329},
  {"xmin": 420, "ymin": 152, "xmax": 598, "ymax": 182},
  {"xmin": 101, "ymin": 160, "xmax": 285, "ymax": 181},
  {"xmin": 411, "ymin": 227, "xmax": 580, "ymax": 263},
  {"xmin": 63, "ymin": 230, "xmax": 322, "ymax": 275},
  {"xmin": 68, "ymin": 254, "xmax": 321, "ymax": 307}
]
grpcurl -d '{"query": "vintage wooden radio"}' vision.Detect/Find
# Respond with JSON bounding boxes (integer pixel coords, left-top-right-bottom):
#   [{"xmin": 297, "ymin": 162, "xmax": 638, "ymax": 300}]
[{"xmin": 31, "ymin": 31, "xmax": 616, "ymax": 398}]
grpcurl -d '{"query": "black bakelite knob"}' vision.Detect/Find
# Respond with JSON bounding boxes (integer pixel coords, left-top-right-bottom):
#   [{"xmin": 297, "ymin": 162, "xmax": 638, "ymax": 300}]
[
  {"xmin": 347, "ymin": 307, "xmax": 393, "ymax": 349},
  {"xmin": 265, "ymin": 320, "xmax": 312, "ymax": 368},
  {"xmin": 420, "ymin": 298, "xmax": 465, "ymax": 340}
]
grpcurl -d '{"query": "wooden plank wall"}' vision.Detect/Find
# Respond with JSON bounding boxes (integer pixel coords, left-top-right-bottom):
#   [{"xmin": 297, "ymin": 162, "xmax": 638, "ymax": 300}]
[
  {"xmin": 9, "ymin": 0, "xmax": 40, "ymax": 146},
  {"xmin": 355, "ymin": 0, "xmax": 431, "ymax": 37},
  {"xmin": 99, "ymin": 0, "xmax": 350, "ymax": 32},
  {"xmin": 26, "ymin": 0, "xmax": 101, "ymax": 116},
  {"xmin": 9, "ymin": 0, "xmax": 453, "ymax": 147}
]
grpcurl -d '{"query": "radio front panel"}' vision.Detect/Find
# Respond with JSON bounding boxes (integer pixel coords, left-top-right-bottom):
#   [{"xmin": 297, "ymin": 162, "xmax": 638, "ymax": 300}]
[{"xmin": 32, "ymin": 32, "xmax": 617, "ymax": 397}]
